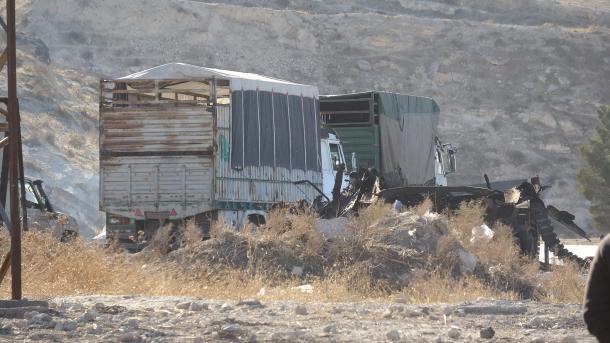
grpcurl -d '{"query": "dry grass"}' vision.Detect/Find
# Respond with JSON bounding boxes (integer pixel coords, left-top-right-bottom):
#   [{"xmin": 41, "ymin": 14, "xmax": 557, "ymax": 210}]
[
  {"xmin": 0, "ymin": 204, "xmax": 588, "ymax": 304},
  {"xmin": 540, "ymin": 262, "xmax": 587, "ymax": 303},
  {"xmin": 433, "ymin": 234, "xmax": 462, "ymax": 276},
  {"xmin": 181, "ymin": 220, "xmax": 203, "ymax": 247},
  {"xmin": 149, "ymin": 224, "xmax": 172, "ymax": 256},
  {"xmin": 209, "ymin": 219, "xmax": 231, "ymax": 239},
  {"xmin": 442, "ymin": 201, "xmax": 541, "ymax": 298},
  {"xmin": 404, "ymin": 271, "xmax": 518, "ymax": 303},
  {"xmin": 347, "ymin": 201, "xmax": 392, "ymax": 239},
  {"xmin": 280, "ymin": 209, "xmax": 324, "ymax": 257},
  {"xmin": 447, "ymin": 200, "xmax": 487, "ymax": 246},
  {"xmin": 413, "ymin": 197, "xmax": 433, "ymax": 217},
  {"xmin": 0, "ymin": 231, "xmax": 191, "ymax": 297},
  {"xmin": 263, "ymin": 207, "xmax": 292, "ymax": 237}
]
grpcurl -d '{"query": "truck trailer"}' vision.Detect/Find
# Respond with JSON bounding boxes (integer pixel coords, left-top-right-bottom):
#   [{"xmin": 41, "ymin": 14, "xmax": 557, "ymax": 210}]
[
  {"xmin": 99, "ymin": 63, "xmax": 344, "ymax": 248},
  {"xmin": 320, "ymin": 91, "xmax": 456, "ymax": 187}
]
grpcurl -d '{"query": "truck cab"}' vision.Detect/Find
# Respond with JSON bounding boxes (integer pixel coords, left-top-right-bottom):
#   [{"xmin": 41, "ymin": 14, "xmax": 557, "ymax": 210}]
[
  {"xmin": 320, "ymin": 130, "xmax": 349, "ymax": 200},
  {"xmin": 433, "ymin": 137, "xmax": 457, "ymax": 187}
]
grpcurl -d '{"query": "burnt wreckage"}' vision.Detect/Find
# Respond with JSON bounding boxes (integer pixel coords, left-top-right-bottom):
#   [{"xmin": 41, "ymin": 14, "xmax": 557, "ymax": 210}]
[{"xmin": 312, "ymin": 91, "xmax": 589, "ymax": 266}]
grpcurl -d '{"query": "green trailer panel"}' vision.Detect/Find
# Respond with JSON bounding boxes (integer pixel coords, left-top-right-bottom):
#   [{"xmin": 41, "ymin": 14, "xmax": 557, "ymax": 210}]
[
  {"xmin": 332, "ymin": 126, "xmax": 380, "ymax": 170},
  {"xmin": 321, "ymin": 91, "xmax": 439, "ymax": 186}
]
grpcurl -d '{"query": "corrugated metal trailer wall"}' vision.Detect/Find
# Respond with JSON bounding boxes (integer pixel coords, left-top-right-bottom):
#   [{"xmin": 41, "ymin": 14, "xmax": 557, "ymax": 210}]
[
  {"xmin": 215, "ymin": 88, "xmax": 322, "ymax": 210},
  {"xmin": 100, "ymin": 64, "xmax": 323, "ymax": 221},
  {"xmin": 99, "ymin": 80, "xmax": 216, "ymax": 220}
]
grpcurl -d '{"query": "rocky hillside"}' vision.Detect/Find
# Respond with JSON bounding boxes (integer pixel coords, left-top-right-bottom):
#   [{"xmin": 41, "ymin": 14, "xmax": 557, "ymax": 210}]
[{"xmin": 4, "ymin": 0, "xmax": 609, "ymax": 235}]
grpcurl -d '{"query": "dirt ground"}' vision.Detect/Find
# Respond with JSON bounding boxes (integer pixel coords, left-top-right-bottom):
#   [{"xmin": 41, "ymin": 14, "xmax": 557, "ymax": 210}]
[{"xmin": 0, "ymin": 295, "xmax": 593, "ymax": 342}]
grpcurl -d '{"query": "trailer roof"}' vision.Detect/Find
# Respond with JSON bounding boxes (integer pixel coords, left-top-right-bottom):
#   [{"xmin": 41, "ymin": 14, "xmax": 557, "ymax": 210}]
[
  {"xmin": 321, "ymin": 91, "xmax": 439, "ymax": 113},
  {"xmin": 117, "ymin": 63, "xmax": 318, "ymax": 97}
]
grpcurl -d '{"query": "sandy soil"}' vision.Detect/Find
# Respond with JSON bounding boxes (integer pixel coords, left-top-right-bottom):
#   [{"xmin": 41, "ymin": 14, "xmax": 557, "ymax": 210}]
[{"xmin": 0, "ymin": 295, "xmax": 594, "ymax": 342}]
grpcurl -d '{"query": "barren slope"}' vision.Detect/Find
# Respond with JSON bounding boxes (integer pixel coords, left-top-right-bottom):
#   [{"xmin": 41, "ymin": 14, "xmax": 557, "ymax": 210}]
[{"xmin": 5, "ymin": 0, "xmax": 610, "ymax": 234}]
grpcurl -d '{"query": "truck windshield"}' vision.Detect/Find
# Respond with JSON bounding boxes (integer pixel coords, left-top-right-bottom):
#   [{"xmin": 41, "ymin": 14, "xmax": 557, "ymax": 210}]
[
  {"xmin": 329, "ymin": 143, "xmax": 342, "ymax": 170},
  {"xmin": 24, "ymin": 182, "xmax": 40, "ymax": 206}
]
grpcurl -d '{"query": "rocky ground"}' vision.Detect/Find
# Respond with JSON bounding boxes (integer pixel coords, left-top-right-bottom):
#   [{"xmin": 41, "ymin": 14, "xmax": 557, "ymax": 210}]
[{"xmin": 0, "ymin": 295, "xmax": 593, "ymax": 342}]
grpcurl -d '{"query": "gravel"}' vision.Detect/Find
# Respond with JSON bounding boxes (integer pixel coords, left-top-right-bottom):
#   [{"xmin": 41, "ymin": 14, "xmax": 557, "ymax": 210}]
[{"xmin": 0, "ymin": 295, "xmax": 593, "ymax": 342}]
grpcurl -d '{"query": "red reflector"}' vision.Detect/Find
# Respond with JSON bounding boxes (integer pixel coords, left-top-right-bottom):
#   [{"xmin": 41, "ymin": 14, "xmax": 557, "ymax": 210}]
[
  {"xmin": 170, "ymin": 208, "xmax": 177, "ymax": 216},
  {"xmin": 135, "ymin": 209, "xmax": 143, "ymax": 217}
]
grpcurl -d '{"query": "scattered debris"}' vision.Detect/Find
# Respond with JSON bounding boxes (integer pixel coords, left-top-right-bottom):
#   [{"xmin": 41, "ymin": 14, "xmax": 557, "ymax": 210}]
[
  {"xmin": 175, "ymin": 302, "xmax": 191, "ymax": 310},
  {"xmin": 386, "ymin": 330, "xmax": 401, "ymax": 341},
  {"xmin": 323, "ymin": 324, "xmax": 337, "ymax": 334},
  {"xmin": 95, "ymin": 304, "xmax": 126, "ymax": 315},
  {"xmin": 79, "ymin": 310, "xmax": 96, "ymax": 323},
  {"xmin": 470, "ymin": 224, "xmax": 494, "ymax": 245},
  {"xmin": 295, "ymin": 305, "xmax": 308, "ymax": 315},
  {"xmin": 458, "ymin": 303, "xmax": 527, "ymax": 315},
  {"xmin": 189, "ymin": 302, "xmax": 208, "ymax": 311},
  {"xmin": 292, "ymin": 285, "xmax": 314, "ymax": 294},
  {"xmin": 480, "ymin": 327, "xmax": 495, "ymax": 339},
  {"xmin": 237, "ymin": 299, "xmax": 263, "ymax": 308},
  {"xmin": 447, "ymin": 326, "xmax": 460, "ymax": 339}
]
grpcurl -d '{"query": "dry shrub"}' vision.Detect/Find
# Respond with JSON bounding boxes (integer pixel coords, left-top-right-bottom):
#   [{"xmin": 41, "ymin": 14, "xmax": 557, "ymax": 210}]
[
  {"xmin": 103, "ymin": 237, "xmax": 125, "ymax": 254},
  {"xmin": 284, "ymin": 209, "xmax": 324, "ymax": 257},
  {"xmin": 0, "ymin": 231, "xmax": 186, "ymax": 297},
  {"xmin": 181, "ymin": 219, "xmax": 202, "ymax": 247},
  {"xmin": 474, "ymin": 222, "xmax": 539, "ymax": 282},
  {"xmin": 264, "ymin": 207, "xmax": 291, "ymax": 237},
  {"xmin": 469, "ymin": 223, "xmax": 539, "ymax": 298},
  {"xmin": 313, "ymin": 262, "xmax": 389, "ymax": 299},
  {"xmin": 433, "ymin": 234, "xmax": 462, "ymax": 275},
  {"xmin": 540, "ymin": 262, "xmax": 587, "ymax": 303},
  {"xmin": 0, "ymin": 230, "xmax": 291, "ymax": 300},
  {"xmin": 448, "ymin": 200, "xmax": 486, "ymax": 246},
  {"xmin": 0, "ymin": 208, "xmax": 586, "ymax": 304},
  {"xmin": 330, "ymin": 262, "xmax": 376, "ymax": 295},
  {"xmin": 149, "ymin": 224, "xmax": 172, "ymax": 256},
  {"xmin": 257, "ymin": 207, "xmax": 324, "ymax": 258},
  {"xmin": 348, "ymin": 201, "xmax": 392, "ymax": 237},
  {"xmin": 404, "ymin": 271, "xmax": 517, "ymax": 303},
  {"xmin": 413, "ymin": 197, "xmax": 433, "ymax": 217},
  {"xmin": 471, "ymin": 222, "xmax": 521, "ymax": 266},
  {"xmin": 209, "ymin": 219, "xmax": 231, "ymax": 239}
]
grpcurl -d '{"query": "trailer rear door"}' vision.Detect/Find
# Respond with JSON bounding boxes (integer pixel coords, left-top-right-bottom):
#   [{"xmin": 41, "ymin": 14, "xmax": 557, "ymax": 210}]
[{"xmin": 100, "ymin": 106, "xmax": 214, "ymax": 219}]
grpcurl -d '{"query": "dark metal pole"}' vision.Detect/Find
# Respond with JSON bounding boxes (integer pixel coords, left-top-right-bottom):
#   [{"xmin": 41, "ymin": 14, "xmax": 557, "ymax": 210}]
[
  {"xmin": 7, "ymin": 0, "xmax": 21, "ymax": 300},
  {"xmin": 0, "ymin": 135, "xmax": 8, "ymax": 207},
  {"xmin": 17, "ymin": 103, "xmax": 27, "ymax": 231}
]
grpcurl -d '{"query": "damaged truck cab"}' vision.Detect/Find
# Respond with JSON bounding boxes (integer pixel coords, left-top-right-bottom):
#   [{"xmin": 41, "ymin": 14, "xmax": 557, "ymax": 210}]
[{"xmin": 320, "ymin": 130, "xmax": 349, "ymax": 200}]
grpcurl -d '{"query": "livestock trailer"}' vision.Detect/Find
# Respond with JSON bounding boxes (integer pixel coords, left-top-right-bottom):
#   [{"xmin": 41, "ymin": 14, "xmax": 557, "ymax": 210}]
[
  {"xmin": 100, "ymin": 63, "xmax": 322, "ymax": 246},
  {"xmin": 320, "ymin": 91, "xmax": 454, "ymax": 187}
]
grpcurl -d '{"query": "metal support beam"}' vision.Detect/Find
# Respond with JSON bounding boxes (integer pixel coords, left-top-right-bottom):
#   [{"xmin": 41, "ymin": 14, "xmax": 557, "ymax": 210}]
[{"xmin": 6, "ymin": 0, "xmax": 22, "ymax": 300}]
